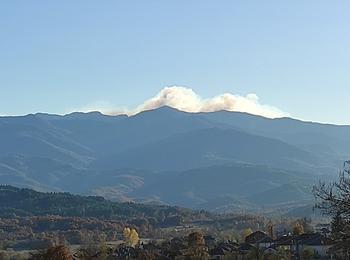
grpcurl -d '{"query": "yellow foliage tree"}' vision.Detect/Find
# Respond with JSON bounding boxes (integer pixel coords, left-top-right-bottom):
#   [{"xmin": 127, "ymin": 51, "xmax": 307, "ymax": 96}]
[
  {"xmin": 292, "ymin": 222, "xmax": 304, "ymax": 235},
  {"xmin": 123, "ymin": 227, "xmax": 131, "ymax": 239},
  {"xmin": 241, "ymin": 228, "xmax": 253, "ymax": 241},
  {"xmin": 123, "ymin": 227, "xmax": 139, "ymax": 247},
  {"xmin": 267, "ymin": 221, "xmax": 274, "ymax": 239}
]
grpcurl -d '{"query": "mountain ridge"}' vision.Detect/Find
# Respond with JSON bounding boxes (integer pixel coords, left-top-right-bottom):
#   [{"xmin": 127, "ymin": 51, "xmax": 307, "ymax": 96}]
[{"xmin": 0, "ymin": 106, "xmax": 347, "ymax": 214}]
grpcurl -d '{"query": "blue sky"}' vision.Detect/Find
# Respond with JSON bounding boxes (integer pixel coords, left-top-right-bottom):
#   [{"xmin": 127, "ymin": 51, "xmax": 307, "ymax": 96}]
[{"xmin": 0, "ymin": 1, "xmax": 349, "ymax": 124}]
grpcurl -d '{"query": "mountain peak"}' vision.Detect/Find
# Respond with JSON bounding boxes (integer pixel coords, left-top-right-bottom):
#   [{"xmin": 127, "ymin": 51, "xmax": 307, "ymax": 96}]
[
  {"xmin": 143, "ymin": 105, "xmax": 184, "ymax": 114},
  {"xmin": 132, "ymin": 106, "xmax": 187, "ymax": 119}
]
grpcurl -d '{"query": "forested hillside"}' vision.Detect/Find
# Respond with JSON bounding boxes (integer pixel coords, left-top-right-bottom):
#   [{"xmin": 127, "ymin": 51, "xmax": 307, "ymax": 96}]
[{"xmin": 0, "ymin": 185, "xmax": 193, "ymax": 221}]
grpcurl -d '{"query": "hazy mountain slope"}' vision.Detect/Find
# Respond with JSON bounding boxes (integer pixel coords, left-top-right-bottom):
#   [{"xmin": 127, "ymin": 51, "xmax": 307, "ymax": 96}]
[
  {"xmin": 246, "ymin": 182, "xmax": 312, "ymax": 205},
  {"xmin": 0, "ymin": 107, "xmax": 348, "ymax": 214},
  {"xmin": 131, "ymin": 164, "xmax": 316, "ymax": 209},
  {"xmin": 0, "ymin": 154, "xmax": 153, "ymax": 196},
  {"xmin": 39, "ymin": 107, "xmax": 217, "ymax": 157},
  {"xmin": 0, "ymin": 154, "xmax": 316, "ymax": 213},
  {"xmin": 0, "ymin": 115, "xmax": 93, "ymax": 166},
  {"xmin": 0, "ymin": 160, "xmax": 45, "ymax": 190},
  {"xmin": 98, "ymin": 127, "xmax": 319, "ymax": 172},
  {"xmin": 200, "ymin": 111, "xmax": 350, "ymax": 159},
  {"xmin": 38, "ymin": 107, "xmax": 350, "ymax": 174},
  {"xmin": 1, "ymin": 107, "xmax": 348, "ymax": 173}
]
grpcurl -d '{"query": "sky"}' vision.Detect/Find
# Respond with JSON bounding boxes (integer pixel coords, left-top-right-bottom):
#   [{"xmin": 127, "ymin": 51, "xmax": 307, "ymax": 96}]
[{"xmin": 0, "ymin": 1, "xmax": 349, "ymax": 124}]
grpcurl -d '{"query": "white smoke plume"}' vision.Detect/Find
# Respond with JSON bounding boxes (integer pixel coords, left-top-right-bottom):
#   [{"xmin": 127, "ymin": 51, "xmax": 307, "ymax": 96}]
[{"xmin": 74, "ymin": 86, "xmax": 288, "ymax": 119}]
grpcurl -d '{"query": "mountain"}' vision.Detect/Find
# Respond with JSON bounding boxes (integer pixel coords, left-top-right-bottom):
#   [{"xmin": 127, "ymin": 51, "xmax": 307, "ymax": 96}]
[
  {"xmin": 0, "ymin": 115, "xmax": 93, "ymax": 166},
  {"xmin": 0, "ymin": 154, "xmax": 151, "ymax": 196},
  {"xmin": 0, "ymin": 107, "xmax": 348, "ymax": 214},
  {"xmin": 97, "ymin": 127, "xmax": 318, "ymax": 172},
  {"xmin": 246, "ymin": 182, "xmax": 312, "ymax": 205},
  {"xmin": 129, "ymin": 164, "xmax": 316, "ymax": 210},
  {"xmin": 0, "ymin": 185, "xmax": 191, "ymax": 220},
  {"xmin": 0, "ymin": 155, "xmax": 316, "ymax": 212},
  {"xmin": 37, "ymin": 107, "xmax": 215, "ymax": 158},
  {"xmin": 200, "ymin": 111, "xmax": 350, "ymax": 160}
]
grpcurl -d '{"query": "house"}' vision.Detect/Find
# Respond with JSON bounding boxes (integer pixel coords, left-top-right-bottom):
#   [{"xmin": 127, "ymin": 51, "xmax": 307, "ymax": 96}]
[
  {"xmin": 263, "ymin": 247, "xmax": 279, "ymax": 258},
  {"xmin": 274, "ymin": 234, "xmax": 294, "ymax": 251},
  {"xmin": 272, "ymin": 232, "xmax": 335, "ymax": 258},
  {"xmin": 209, "ymin": 246, "xmax": 233, "ymax": 260},
  {"xmin": 238, "ymin": 243, "xmax": 256, "ymax": 255},
  {"xmin": 245, "ymin": 231, "xmax": 273, "ymax": 249},
  {"xmin": 295, "ymin": 233, "xmax": 334, "ymax": 257},
  {"xmin": 314, "ymin": 223, "xmax": 331, "ymax": 234},
  {"xmin": 314, "ymin": 223, "xmax": 331, "ymax": 237}
]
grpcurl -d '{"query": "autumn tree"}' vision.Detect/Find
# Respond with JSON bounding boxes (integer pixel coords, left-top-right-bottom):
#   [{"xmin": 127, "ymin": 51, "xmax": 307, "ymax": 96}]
[
  {"xmin": 292, "ymin": 222, "xmax": 304, "ymax": 236},
  {"xmin": 267, "ymin": 221, "xmax": 274, "ymax": 239},
  {"xmin": 241, "ymin": 228, "xmax": 253, "ymax": 242},
  {"xmin": 187, "ymin": 232, "xmax": 209, "ymax": 259},
  {"xmin": 123, "ymin": 227, "xmax": 140, "ymax": 247}
]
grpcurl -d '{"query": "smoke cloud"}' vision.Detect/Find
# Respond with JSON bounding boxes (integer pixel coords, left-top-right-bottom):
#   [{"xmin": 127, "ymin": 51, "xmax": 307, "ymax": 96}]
[{"xmin": 74, "ymin": 86, "xmax": 288, "ymax": 119}]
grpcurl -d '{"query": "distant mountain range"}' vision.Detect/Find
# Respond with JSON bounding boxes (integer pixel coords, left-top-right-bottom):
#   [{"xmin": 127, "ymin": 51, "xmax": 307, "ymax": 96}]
[{"xmin": 0, "ymin": 106, "xmax": 348, "ymax": 216}]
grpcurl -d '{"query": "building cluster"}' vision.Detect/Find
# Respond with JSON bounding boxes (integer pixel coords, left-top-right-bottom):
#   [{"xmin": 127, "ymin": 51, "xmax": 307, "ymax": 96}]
[{"xmin": 106, "ymin": 230, "xmax": 342, "ymax": 260}]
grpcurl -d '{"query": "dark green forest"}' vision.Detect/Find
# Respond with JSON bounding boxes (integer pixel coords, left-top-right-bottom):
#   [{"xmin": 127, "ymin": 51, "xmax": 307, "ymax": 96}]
[{"xmin": 0, "ymin": 185, "xmax": 192, "ymax": 221}]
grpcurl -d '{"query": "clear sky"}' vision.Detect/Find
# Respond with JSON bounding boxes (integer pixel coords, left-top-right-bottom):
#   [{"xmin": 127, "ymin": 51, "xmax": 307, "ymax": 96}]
[{"xmin": 1, "ymin": 1, "xmax": 349, "ymax": 124}]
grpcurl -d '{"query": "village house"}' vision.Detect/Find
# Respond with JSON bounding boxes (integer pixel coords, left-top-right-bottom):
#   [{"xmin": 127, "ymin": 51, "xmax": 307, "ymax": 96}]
[
  {"xmin": 245, "ymin": 231, "xmax": 274, "ymax": 249},
  {"xmin": 295, "ymin": 233, "xmax": 333, "ymax": 258},
  {"xmin": 274, "ymin": 232, "xmax": 334, "ymax": 258}
]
